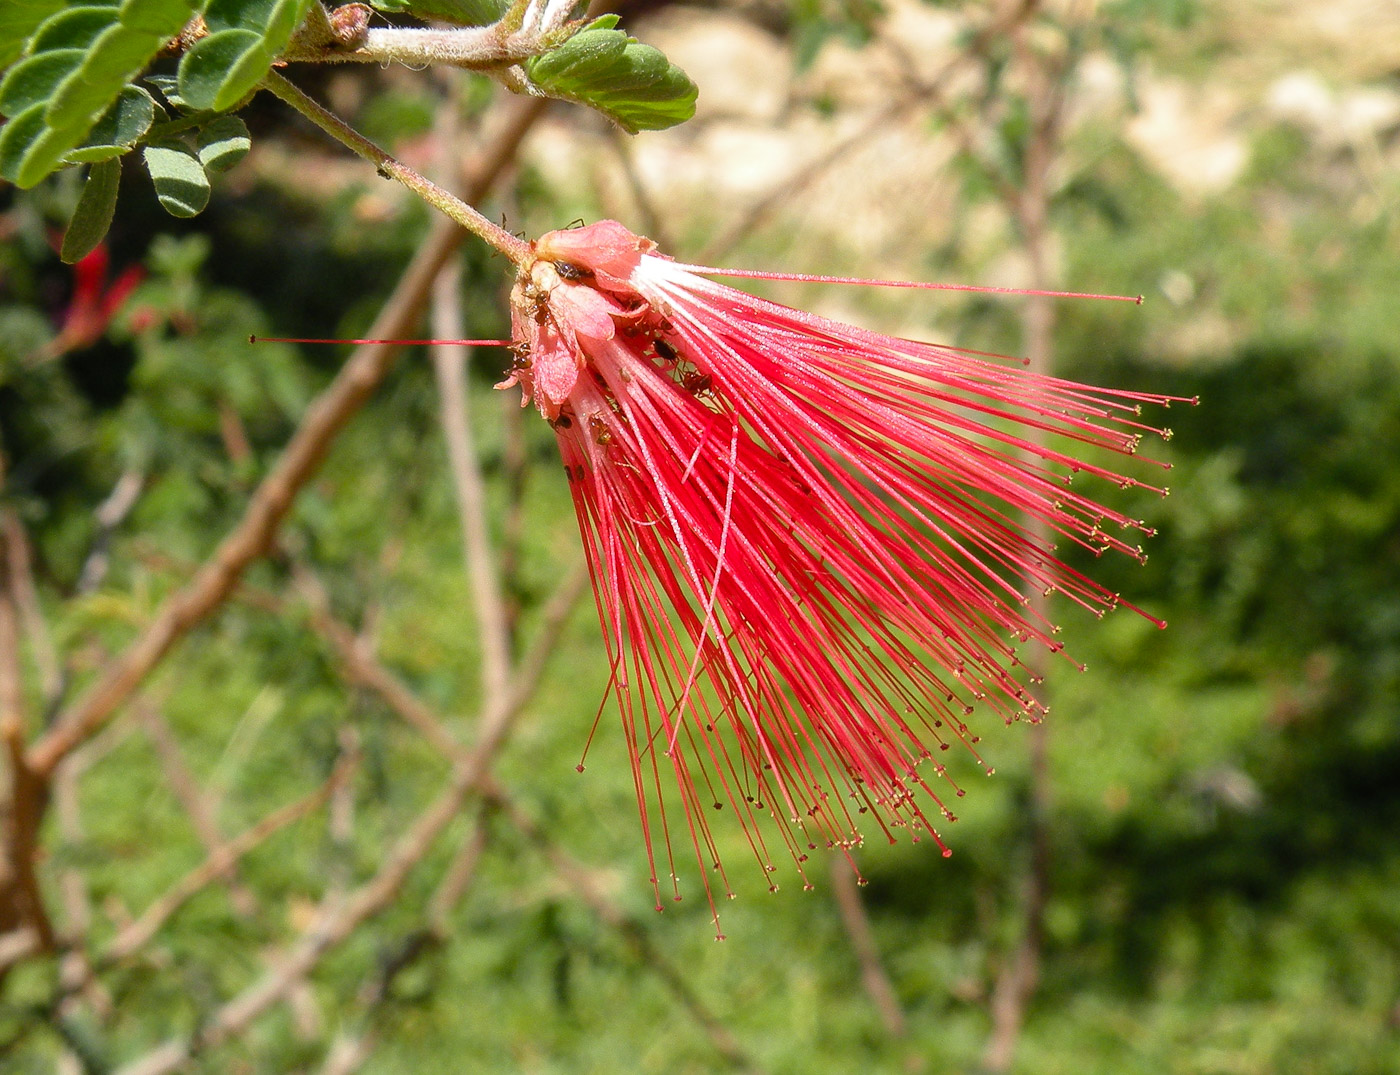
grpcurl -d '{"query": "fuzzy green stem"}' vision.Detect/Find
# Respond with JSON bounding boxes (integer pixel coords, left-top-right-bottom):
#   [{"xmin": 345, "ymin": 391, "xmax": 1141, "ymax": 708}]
[{"xmin": 261, "ymin": 70, "xmax": 530, "ymax": 266}]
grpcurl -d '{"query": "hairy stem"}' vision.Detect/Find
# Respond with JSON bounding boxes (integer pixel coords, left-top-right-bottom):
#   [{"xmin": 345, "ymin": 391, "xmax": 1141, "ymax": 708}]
[
  {"xmin": 287, "ymin": 26, "xmax": 536, "ymax": 68},
  {"xmin": 260, "ymin": 71, "xmax": 531, "ymax": 266}
]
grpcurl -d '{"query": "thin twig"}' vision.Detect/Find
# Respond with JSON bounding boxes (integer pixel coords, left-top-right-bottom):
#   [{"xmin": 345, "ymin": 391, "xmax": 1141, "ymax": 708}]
[
  {"xmin": 74, "ymin": 470, "xmax": 144, "ymax": 597},
  {"xmin": 0, "ymin": 513, "xmax": 54, "ymax": 951},
  {"xmin": 115, "ymin": 562, "xmax": 584, "ymax": 1075},
  {"xmin": 102, "ymin": 749, "xmax": 358, "ymax": 966},
  {"xmin": 0, "ymin": 509, "xmax": 59, "ymax": 706},
  {"xmin": 53, "ymin": 754, "xmax": 113, "ymax": 1021},
  {"xmin": 432, "ymin": 260, "xmax": 513, "ymax": 708},
  {"xmin": 431, "ymin": 73, "xmax": 513, "ymax": 707},
  {"xmin": 697, "ymin": 96, "xmax": 918, "ymax": 264},
  {"xmin": 261, "ymin": 71, "xmax": 530, "ymax": 264},
  {"xmin": 427, "ymin": 811, "xmax": 492, "ymax": 934},
  {"xmin": 697, "ymin": 0, "xmax": 1040, "ymax": 263},
  {"xmin": 830, "ymin": 854, "xmax": 907, "ymax": 1038},
  {"xmin": 982, "ymin": 14, "xmax": 1068, "ymax": 1070},
  {"xmin": 137, "ymin": 701, "xmax": 259, "ymax": 916},
  {"xmin": 317, "ymin": 812, "xmax": 492, "ymax": 1075},
  {"xmin": 491, "ymin": 787, "xmax": 764, "ymax": 1074},
  {"xmin": 27, "ymin": 94, "xmax": 552, "ymax": 780}
]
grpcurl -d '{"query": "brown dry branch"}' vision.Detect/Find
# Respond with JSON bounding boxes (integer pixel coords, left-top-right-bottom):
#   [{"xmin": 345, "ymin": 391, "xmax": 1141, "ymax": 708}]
[
  {"xmin": 982, "ymin": 15, "xmax": 1075, "ymax": 1070},
  {"xmin": 74, "ymin": 470, "xmax": 145, "ymax": 598},
  {"xmin": 830, "ymin": 854, "xmax": 907, "ymax": 1038},
  {"xmin": 101, "ymin": 746, "xmax": 358, "ymax": 966},
  {"xmin": 48, "ymin": 702, "xmax": 137, "ymax": 985},
  {"xmin": 431, "ymin": 259, "xmax": 513, "ymax": 709},
  {"xmin": 426, "ymin": 808, "xmax": 492, "ymax": 934},
  {"xmin": 53, "ymin": 755, "xmax": 113, "ymax": 1024},
  {"xmin": 319, "ymin": 1032, "xmax": 377, "ymax": 1075},
  {"xmin": 607, "ymin": 128, "xmax": 675, "ymax": 252},
  {"xmin": 27, "ymin": 93, "xmax": 551, "ymax": 780},
  {"xmin": 317, "ymin": 812, "xmax": 492, "ymax": 1075},
  {"xmin": 137, "ymin": 700, "xmax": 259, "ymax": 916},
  {"xmin": 0, "ymin": 508, "xmax": 60, "ymax": 707},
  {"xmin": 491, "ymin": 787, "xmax": 764, "ymax": 1074},
  {"xmin": 297, "ymin": 564, "xmax": 762, "ymax": 1072},
  {"xmin": 0, "ymin": 511, "xmax": 54, "ymax": 954},
  {"xmin": 112, "ymin": 557, "xmax": 584, "ymax": 1074}
]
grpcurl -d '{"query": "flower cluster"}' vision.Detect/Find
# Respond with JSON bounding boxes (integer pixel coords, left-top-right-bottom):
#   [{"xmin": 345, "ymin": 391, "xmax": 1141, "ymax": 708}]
[{"xmin": 503, "ymin": 220, "xmax": 1188, "ymax": 931}]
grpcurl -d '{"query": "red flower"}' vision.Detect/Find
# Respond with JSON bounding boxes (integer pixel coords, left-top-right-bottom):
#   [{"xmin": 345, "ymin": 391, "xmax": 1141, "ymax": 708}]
[
  {"xmin": 47, "ymin": 244, "xmax": 145, "ymax": 358},
  {"xmin": 504, "ymin": 220, "xmax": 1189, "ymax": 933}
]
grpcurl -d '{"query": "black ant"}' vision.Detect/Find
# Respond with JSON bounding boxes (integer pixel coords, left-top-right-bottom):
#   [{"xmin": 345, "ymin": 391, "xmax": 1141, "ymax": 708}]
[
  {"xmin": 553, "ymin": 260, "xmax": 593, "ymax": 283},
  {"xmin": 681, "ymin": 370, "xmax": 714, "ymax": 396}
]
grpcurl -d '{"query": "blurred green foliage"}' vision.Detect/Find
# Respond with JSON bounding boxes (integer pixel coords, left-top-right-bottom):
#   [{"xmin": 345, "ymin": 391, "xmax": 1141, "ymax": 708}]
[{"xmin": 1, "ymin": 3, "xmax": 1398, "ymax": 1073}]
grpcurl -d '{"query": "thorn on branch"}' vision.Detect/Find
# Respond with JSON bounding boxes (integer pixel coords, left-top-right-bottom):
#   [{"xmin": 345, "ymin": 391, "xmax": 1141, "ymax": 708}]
[{"xmin": 329, "ymin": 4, "xmax": 372, "ymax": 50}]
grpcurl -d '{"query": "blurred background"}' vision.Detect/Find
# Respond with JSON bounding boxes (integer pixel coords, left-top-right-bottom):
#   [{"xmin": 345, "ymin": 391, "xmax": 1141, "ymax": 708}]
[{"xmin": 2, "ymin": 0, "xmax": 1398, "ymax": 1071}]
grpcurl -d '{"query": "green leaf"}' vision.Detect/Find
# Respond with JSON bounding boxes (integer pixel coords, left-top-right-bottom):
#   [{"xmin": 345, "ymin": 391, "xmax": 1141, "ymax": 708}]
[
  {"xmin": 61, "ymin": 158, "xmax": 123, "ymax": 263},
  {"xmin": 30, "ymin": 6, "xmax": 119, "ymax": 54},
  {"xmin": 118, "ymin": 0, "xmax": 196, "ymax": 36},
  {"xmin": 368, "ymin": 0, "xmax": 506, "ymax": 27},
  {"xmin": 65, "ymin": 85, "xmax": 156, "ymax": 162},
  {"xmin": 143, "ymin": 72, "xmax": 186, "ymax": 108},
  {"xmin": 0, "ymin": 48, "xmax": 84, "ymax": 118},
  {"xmin": 13, "ymin": 124, "xmax": 80, "ymax": 186},
  {"xmin": 177, "ymin": 28, "xmax": 269, "ymax": 111},
  {"xmin": 525, "ymin": 18, "xmax": 697, "ymax": 134},
  {"xmin": 46, "ymin": 23, "xmax": 161, "ymax": 129},
  {"xmin": 203, "ymin": 0, "xmax": 276, "ymax": 32},
  {"xmin": 0, "ymin": 103, "xmax": 47, "ymax": 182},
  {"xmin": 196, "ymin": 114, "xmax": 249, "ymax": 172},
  {"xmin": 203, "ymin": 0, "xmax": 311, "ymax": 48},
  {"xmin": 0, "ymin": 0, "xmax": 66, "ymax": 70},
  {"xmin": 10, "ymin": 23, "xmax": 166, "ymax": 186},
  {"xmin": 263, "ymin": 0, "xmax": 314, "ymax": 50},
  {"xmin": 143, "ymin": 137, "xmax": 210, "ymax": 216},
  {"xmin": 526, "ymin": 16, "xmax": 624, "ymax": 84}
]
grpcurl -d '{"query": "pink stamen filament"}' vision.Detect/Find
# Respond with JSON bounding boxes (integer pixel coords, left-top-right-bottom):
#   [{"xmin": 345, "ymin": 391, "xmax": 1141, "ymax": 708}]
[
  {"xmin": 249, "ymin": 336, "xmax": 513, "ymax": 347},
  {"xmin": 667, "ymin": 263, "xmax": 1145, "ymax": 304}
]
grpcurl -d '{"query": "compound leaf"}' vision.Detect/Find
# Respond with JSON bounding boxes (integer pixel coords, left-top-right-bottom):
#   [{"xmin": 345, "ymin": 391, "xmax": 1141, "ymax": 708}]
[
  {"xmin": 65, "ymin": 84, "xmax": 157, "ymax": 162},
  {"xmin": 177, "ymin": 27, "xmax": 268, "ymax": 111},
  {"xmin": 525, "ymin": 17, "xmax": 696, "ymax": 134},
  {"xmin": 143, "ymin": 136, "xmax": 210, "ymax": 216},
  {"xmin": 196, "ymin": 113, "xmax": 250, "ymax": 171},
  {"xmin": 61, "ymin": 157, "xmax": 123, "ymax": 263}
]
